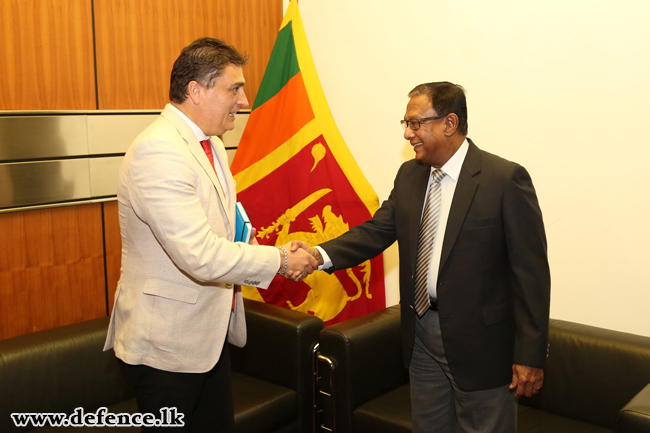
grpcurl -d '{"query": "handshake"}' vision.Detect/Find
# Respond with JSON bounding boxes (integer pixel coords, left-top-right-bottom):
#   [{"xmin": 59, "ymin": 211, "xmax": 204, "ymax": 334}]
[{"xmin": 277, "ymin": 240, "xmax": 325, "ymax": 282}]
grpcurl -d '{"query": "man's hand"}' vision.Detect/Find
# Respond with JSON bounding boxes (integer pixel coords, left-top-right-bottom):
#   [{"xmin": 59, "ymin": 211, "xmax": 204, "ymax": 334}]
[
  {"xmin": 248, "ymin": 228, "xmax": 259, "ymax": 246},
  {"xmin": 510, "ymin": 364, "xmax": 544, "ymax": 398},
  {"xmin": 289, "ymin": 240, "xmax": 324, "ymax": 266},
  {"xmin": 278, "ymin": 240, "xmax": 318, "ymax": 282}
]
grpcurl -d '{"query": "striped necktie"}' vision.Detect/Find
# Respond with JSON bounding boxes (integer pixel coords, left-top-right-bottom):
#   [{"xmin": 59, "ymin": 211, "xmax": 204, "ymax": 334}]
[{"xmin": 414, "ymin": 169, "xmax": 446, "ymax": 317}]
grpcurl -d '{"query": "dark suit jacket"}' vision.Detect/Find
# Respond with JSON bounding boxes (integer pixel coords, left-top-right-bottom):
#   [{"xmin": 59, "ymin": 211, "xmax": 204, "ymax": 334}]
[{"xmin": 320, "ymin": 139, "xmax": 550, "ymax": 391}]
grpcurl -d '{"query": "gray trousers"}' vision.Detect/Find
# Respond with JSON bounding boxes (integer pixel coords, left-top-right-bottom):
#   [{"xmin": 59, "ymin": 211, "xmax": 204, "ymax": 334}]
[{"xmin": 409, "ymin": 309, "xmax": 517, "ymax": 433}]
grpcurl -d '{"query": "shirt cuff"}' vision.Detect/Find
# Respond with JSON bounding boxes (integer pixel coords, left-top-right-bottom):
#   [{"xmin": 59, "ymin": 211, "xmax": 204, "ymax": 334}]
[{"xmin": 315, "ymin": 246, "xmax": 333, "ymax": 271}]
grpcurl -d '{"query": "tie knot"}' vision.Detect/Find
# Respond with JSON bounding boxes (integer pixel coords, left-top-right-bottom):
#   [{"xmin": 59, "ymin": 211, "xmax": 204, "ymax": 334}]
[
  {"xmin": 433, "ymin": 169, "xmax": 446, "ymax": 184},
  {"xmin": 200, "ymin": 139, "xmax": 211, "ymax": 152}
]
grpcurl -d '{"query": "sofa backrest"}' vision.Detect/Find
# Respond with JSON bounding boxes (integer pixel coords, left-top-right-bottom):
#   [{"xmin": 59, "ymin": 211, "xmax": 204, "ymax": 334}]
[
  {"xmin": 0, "ymin": 317, "xmax": 133, "ymax": 433},
  {"xmin": 521, "ymin": 319, "xmax": 650, "ymax": 429}
]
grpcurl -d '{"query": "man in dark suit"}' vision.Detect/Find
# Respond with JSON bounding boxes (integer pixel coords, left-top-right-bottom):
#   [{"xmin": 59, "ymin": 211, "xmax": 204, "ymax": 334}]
[{"xmin": 308, "ymin": 82, "xmax": 550, "ymax": 432}]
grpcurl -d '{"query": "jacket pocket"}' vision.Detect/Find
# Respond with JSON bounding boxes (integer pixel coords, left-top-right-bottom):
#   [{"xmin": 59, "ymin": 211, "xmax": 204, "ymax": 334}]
[
  {"xmin": 483, "ymin": 300, "xmax": 514, "ymax": 326},
  {"xmin": 463, "ymin": 216, "xmax": 498, "ymax": 230},
  {"xmin": 143, "ymin": 278, "xmax": 199, "ymax": 304}
]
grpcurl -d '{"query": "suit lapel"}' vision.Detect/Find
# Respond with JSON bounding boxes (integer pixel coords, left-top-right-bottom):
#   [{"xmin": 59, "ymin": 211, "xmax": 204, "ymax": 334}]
[
  {"xmin": 439, "ymin": 139, "xmax": 481, "ymax": 271},
  {"xmin": 188, "ymin": 139, "xmax": 230, "ymax": 202},
  {"xmin": 409, "ymin": 163, "xmax": 433, "ymax": 275},
  {"xmin": 160, "ymin": 105, "xmax": 235, "ymax": 234},
  {"xmin": 211, "ymin": 136, "xmax": 236, "ymax": 218}
]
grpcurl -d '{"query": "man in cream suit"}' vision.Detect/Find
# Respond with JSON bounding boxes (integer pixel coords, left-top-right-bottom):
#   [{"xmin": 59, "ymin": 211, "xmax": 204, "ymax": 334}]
[
  {"xmin": 311, "ymin": 82, "xmax": 550, "ymax": 432},
  {"xmin": 104, "ymin": 38, "xmax": 317, "ymax": 432}
]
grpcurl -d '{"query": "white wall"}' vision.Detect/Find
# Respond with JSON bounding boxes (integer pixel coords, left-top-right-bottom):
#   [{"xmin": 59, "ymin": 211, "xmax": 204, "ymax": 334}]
[{"xmin": 283, "ymin": 0, "xmax": 650, "ymax": 337}]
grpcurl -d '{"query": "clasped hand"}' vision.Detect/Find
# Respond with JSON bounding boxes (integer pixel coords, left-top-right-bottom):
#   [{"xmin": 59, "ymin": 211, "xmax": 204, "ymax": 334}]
[{"xmin": 278, "ymin": 240, "xmax": 324, "ymax": 282}]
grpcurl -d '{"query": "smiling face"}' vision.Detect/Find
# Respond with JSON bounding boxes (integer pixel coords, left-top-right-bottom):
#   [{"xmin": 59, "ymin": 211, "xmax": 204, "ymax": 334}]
[
  {"xmin": 193, "ymin": 64, "xmax": 249, "ymax": 137},
  {"xmin": 403, "ymin": 94, "xmax": 452, "ymax": 168}
]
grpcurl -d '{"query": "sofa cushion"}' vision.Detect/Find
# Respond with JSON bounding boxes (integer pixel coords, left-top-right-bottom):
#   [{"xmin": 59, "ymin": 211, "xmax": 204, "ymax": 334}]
[
  {"xmin": 352, "ymin": 381, "xmax": 624, "ymax": 433},
  {"xmin": 518, "ymin": 404, "xmax": 613, "ymax": 433},
  {"xmin": 232, "ymin": 372, "xmax": 297, "ymax": 433},
  {"xmin": 353, "ymin": 384, "xmax": 412, "ymax": 433},
  {"xmin": 616, "ymin": 383, "xmax": 650, "ymax": 433}
]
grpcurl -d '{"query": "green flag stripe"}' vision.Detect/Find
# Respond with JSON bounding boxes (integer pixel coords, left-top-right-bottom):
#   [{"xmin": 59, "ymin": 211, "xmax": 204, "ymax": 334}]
[{"xmin": 252, "ymin": 22, "xmax": 300, "ymax": 111}]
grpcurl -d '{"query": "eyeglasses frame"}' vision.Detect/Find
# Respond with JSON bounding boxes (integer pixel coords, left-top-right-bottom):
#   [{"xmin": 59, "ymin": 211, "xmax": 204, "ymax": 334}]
[{"xmin": 400, "ymin": 115, "xmax": 447, "ymax": 131}]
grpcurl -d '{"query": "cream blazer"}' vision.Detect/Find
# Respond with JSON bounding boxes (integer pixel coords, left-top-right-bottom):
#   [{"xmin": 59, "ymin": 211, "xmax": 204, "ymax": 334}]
[{"xmin": 103, "ymin": 104, "xmax": 278, "ymax": 373}]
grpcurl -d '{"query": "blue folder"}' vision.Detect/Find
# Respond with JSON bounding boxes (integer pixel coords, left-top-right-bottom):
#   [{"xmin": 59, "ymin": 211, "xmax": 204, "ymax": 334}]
[{"xmin": 235, "ymin": 202, "xmax": 253, "ymax": 243}]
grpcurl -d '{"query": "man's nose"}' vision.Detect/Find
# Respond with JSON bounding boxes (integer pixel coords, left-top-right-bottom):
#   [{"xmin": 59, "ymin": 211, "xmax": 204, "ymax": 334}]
[{"xmin": 239, "ymin": 91, "xmax": 249, "ymax": 109}]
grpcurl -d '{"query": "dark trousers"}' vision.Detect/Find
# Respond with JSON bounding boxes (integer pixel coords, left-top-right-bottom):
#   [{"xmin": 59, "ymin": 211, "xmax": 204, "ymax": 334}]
[
  {"xmin": 118, "ymin": 343, "xmax": 234, "ymax": 433},
  {"xmin": 409, "ymin": 309, "xmax": 517, "ymax": 433}
]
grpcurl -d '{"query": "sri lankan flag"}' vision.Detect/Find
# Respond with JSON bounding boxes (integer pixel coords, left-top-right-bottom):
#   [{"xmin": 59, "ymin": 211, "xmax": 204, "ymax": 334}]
[{"xmin": 230, "ymin": 0, "xmax": 385, "ymax": 325}]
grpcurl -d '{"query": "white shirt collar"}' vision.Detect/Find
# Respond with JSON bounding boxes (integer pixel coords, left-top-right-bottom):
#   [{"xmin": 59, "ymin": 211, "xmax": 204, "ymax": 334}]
[
  {"xmin": 169, "ymin": 104, "xmax": 210, "ymax": 142},
  {"xmin": 434, "ymin": 138, "xmax": 469, "ymax": 181}
]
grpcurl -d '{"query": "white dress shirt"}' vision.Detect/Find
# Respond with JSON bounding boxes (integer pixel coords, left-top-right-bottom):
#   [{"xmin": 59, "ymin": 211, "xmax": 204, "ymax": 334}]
[{"xmin": 423, "ymin": 139, "xmax": 468, "ymax": 298}]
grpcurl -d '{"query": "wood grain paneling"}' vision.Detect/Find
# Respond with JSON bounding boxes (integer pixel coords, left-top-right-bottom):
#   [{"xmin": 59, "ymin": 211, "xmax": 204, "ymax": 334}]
[
  {"xmin": 0, "ymin": 204, "xmax": 106, "ymax": 340},
  {"xmin": 0, "ymin": 0, "xmax": 283, "ymax": 339},
  {"xmin": 0, "ymin": 0, "xmax": 96, "ymax": 110},
  {"xmin": 103, "ymin": 200, "xmax": 121, "ymax": 313},
  {"xmin": 94, "ymin": 0, "xmax": 283, "ymax": 110}
]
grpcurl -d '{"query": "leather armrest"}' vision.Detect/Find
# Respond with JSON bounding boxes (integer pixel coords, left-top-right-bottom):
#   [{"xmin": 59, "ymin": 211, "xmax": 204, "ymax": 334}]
[
  {"xmin": 229, "ymin": 299, "xmax": 323, "ymax": 433},
  {"xmin": 230, "ymin": 299, "xmax": 323, "ymax": 390},
  {"xmin": 319, "ymin": 305, "xmax": 407, "ymax": 433},
  {"xmin": 617, "ymin": 383, "xmax": 650, "ymax": 433}
]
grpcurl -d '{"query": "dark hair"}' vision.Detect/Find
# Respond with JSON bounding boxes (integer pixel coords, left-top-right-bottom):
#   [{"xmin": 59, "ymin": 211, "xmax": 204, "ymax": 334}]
[
  {"xmin": 169, "ymin": 37, "xmax": 249, "ymax": 104},
  {"xmin": 408, "ymin": 82, "xmax": 468, "ymax": 135}
]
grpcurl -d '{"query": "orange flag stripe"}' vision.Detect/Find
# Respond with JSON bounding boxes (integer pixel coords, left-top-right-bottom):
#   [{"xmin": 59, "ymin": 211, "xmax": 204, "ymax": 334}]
[{"xmin": 231, "ymin": 72, "xmax": 314, "ymax": 175}]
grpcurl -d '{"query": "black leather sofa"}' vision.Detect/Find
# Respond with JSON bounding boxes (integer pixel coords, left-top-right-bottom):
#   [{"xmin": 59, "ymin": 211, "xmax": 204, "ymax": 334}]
[
  {"xmin": 0, "ymin": 299, "xmax": 323, "ymax": 433},
  {"xmin": 317, "ymin": 305, "xmax": 650, "ymax": 433}
]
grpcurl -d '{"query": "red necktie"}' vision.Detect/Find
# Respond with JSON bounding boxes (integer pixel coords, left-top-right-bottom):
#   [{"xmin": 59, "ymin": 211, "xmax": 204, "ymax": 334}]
[
  {"xmin": 200, "ymin": 139, "xmax": 235, "ymax": 311},
  {"xmin": 200, "ymin": 139, "xmax": 226, "ymax": 198}
]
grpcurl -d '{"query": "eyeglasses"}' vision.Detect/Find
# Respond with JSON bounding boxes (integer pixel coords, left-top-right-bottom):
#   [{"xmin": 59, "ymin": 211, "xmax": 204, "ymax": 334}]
[{"xmin": 400, "ymin": 115, "xmax": 446, "ymax": 131}]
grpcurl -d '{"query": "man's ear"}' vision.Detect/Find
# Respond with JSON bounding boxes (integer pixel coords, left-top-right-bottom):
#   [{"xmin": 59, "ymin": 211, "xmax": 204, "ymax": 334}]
[
  {"xmin": 187, "ymin": 81, "xmax": 202, "ymax": 105},
  {"xmin": 444, "ymin": 113, "xmax": 459, "ymax": 136}
]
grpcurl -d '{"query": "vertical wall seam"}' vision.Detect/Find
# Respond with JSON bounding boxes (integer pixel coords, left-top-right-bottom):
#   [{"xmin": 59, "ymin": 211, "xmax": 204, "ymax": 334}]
[
  {"xmin": 100, "ymin": 202, "xmax": 110, "ymax": 316},
  {"xmin": 91, "ymin": 0, "xmax": 100, "ymax": 110}
]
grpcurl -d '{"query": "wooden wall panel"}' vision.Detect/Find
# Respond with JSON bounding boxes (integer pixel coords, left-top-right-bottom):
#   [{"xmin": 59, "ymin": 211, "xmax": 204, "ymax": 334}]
[
  {"xmin": 94, "ymin": 0, "xmax": 283, "ymax": 110},
  {"xmin": 0, "ymin": 1, "xmax": 282, "ymax": 340},
  {"xmin": 0, "ymin": 0, "xmax": 96, "ymax": 110},
  {"xmin": 103, "ymin": 200, "xmax": 121, "ymax": 313},
  {"xmin": 0, "ymin": 204, "xmax": 106, "ymax": 340}
]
